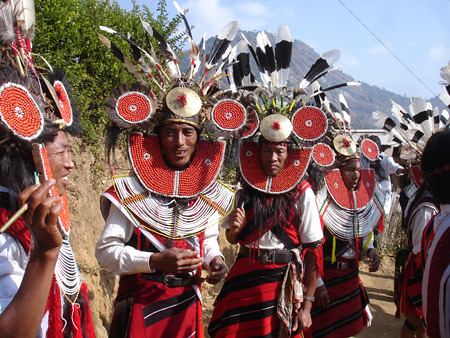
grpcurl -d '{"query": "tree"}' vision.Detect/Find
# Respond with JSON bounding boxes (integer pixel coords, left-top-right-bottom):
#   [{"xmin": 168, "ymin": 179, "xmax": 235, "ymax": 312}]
[{"xmin": 33, "ymin": 0, "xmax": 185, "ymax": 146}]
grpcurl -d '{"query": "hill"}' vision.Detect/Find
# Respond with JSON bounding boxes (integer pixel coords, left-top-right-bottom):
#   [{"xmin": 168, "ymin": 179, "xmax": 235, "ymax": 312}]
[{"xmin": 194, "ymin": 30, "xmax": 447, "ymax": 129}]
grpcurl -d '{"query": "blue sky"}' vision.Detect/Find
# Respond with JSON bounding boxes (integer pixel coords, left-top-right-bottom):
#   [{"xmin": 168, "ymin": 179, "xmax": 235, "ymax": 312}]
[{"xmin": 117, "ymin": 0, "xmax": 449, "ymax": 100}]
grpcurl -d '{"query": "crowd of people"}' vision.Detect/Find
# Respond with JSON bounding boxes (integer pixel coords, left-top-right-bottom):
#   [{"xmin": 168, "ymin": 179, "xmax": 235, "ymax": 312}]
[{"xmin": 0, "ymin": 1, "xmax": 449, "ymax": 338}]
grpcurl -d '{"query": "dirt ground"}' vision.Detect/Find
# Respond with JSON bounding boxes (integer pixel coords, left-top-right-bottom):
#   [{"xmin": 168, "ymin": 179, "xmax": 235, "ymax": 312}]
[{"xmin": 66, "ymin": 140, "xmax": 403, "ymax": 337}]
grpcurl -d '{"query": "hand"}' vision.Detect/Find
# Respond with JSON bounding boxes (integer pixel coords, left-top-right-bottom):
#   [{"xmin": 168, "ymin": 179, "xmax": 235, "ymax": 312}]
[
  {"xmin": 367, "ymin": 248, "xmax": 380, "ymax": 272},
  {"xmin": 206, "ymin": 256, "xmax": 228, "ymax": 284},
  {"xmin": 314, "ymin": 284, "xmax": 330, "ymax": 309},
  {"xmin": 149, "ymin": 247, "xmax": 203, "ymax": 275},
  {"xmin": 18, "ymin": 179, "xmax": 63, "ymax": 255},
  {"xmin": 228, "ymin": 208, "xmax": 246, "ymax": 236},
  {"xmin": 292, "ymin": 305, "xmax": 313, "ymax": 333}
]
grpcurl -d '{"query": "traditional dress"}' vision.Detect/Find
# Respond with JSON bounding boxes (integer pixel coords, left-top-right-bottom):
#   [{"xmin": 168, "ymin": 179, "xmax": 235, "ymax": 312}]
[
  {"xmin": 394, "ymin": 192, "xmax": 438, "ymax": 320},
  {"xmin": 0, "ymin": 197, "xmax": 95, "ymax": 337},
  {"xmin": 96, "ymin": 176, "xmax": 233, "ymax": 338},
  {"xmin": 307, "ymin": 168, "xmax": 384, "ymax": 338},
  {"xmin": 208, "ymin": 181, "xmax": 323, "ymax": 337},
  {"xmin": 422, "ymin": 204, "xmax": 450, "ymax": 338}
]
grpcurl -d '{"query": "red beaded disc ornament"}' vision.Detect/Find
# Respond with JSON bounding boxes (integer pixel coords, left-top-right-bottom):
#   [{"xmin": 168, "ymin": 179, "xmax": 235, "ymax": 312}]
[
  {"xmin": 410, "ymin": 165, "xmax": 425, "ymax": 187},
  {"xmin": 32, "ymin": 144, "xmax": 71, "ymax": 237},
  {"xmin": 211, "ymin": 99, "xmax": 246, "ymax": 131},
  {"xmin": 291, "ymin": 106, "xmax": 328, "ymax": 141},
  {"xmin": 53, "ymin": 80, "xmax": 73, "ymax": 126},
  {"xmin": 128, "ymin": 133, "xmax": 226, "ymax": 198},
  {"xmin": 361, "ymin": 139, "xmax": 379, "ymax": 161},
  {"xmin": 0, "ymin": 83, "xmax": 44, "ymax": 140},
  {"xmin": 325, "ymin": 168, "xmax": 375, "ymax": 210},
  {"xmin": 116, "ymin": 92, "xmax": 153, "ymax": 124},
  {"xmin": 312, "ymin": 143, "xmax": 335, "ymax": 167},
  {"xmin": 241, "ymin": 110, "xmax": 259, "ymax": 139},
  {"xmin": 239, "ymin": 142, "xmax": 312, "ymax": 194}
]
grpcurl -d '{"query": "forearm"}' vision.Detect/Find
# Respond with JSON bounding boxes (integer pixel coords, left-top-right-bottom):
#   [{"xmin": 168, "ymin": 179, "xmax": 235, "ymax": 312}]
[
  {"xmin": 0, "ymin": 250, "xmax": 58, "ymax": 337},
  {"xmin": 302, "ymin": 250, "xmax": 318, "ymax": 309}
]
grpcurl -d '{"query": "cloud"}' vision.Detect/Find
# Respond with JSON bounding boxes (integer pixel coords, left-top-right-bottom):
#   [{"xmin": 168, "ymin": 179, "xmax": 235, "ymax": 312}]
[{"xmin": 428, "ymin": 43, "xmax": 450, "ymax": 62}]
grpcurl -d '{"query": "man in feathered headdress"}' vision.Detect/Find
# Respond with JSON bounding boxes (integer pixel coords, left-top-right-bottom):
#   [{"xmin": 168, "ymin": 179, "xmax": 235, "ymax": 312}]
[
  {"xmin": 207, "ymin": 25, "xmax": 340, "ymax": 337},
  {"xmin": 95, "ymin": 6, "xmax": 245, "ymax": 337},
  {"xmin": 0, "ymin": 1, "xmax": 95, "ymax": 336},
  {"xmin": 306, "ymin": 115, "xmax": 382, "ymax": 337}
]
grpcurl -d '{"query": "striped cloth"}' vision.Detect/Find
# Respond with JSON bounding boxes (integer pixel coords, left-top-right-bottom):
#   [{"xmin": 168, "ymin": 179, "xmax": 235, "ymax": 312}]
[
  {"xmin": 305, "ymin": 267, "xmax": 370, "ymax": 338},
  {"xmin": 208, "ymin": 253, "xmax": 302, "ymax": 337}
]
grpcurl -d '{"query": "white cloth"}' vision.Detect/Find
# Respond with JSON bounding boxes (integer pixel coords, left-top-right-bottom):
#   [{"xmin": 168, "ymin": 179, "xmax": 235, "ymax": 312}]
[
  {"xmin": 405, "ymin": 199, "xmax": 439, "ymax": 254},
  {"xmin": 378, "ymin": 154, "xmax": 403, "ymax": 214},
  {"xmin": 0, "ymin": 233, "xmax": 48, "ymax": 337},
  {"xmin": 422, "ymin": 203, "xmax": 450, "ymax": 338},
  {"xmin": 222, "ymin": 186, "xmax": 323, "ymax": 250},
  {"xmin": 96, "ymin": 202, "xmax": 223, "ymax": 276}
]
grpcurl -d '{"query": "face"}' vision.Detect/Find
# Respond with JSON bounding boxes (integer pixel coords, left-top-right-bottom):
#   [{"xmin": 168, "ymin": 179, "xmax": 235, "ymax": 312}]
[
  {"xmin": 45, "ymin": 131, "xmax": 74, "ymax": 196},
  {"xmin": 159, "ymin": 123, "xmax": 198, "ymax": 170},
  {"xmin": 259, "ymin": 142, "xmax": 289, "ymax": 176},
  {"xmin": 339, "ymin": 158, "xmax": 361, "ymax": 191}
]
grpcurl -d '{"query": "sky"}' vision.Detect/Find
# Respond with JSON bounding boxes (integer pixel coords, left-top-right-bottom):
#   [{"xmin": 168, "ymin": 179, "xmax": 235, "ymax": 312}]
[{"xmin": 117, "ymin": 0, "xmax": 450, "ymax": 100}]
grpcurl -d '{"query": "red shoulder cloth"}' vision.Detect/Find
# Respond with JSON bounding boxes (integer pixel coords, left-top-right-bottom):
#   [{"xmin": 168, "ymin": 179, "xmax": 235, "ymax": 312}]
[{"xmin": 0, "ymin": 208, "xmax": 31, "ymax": 254}]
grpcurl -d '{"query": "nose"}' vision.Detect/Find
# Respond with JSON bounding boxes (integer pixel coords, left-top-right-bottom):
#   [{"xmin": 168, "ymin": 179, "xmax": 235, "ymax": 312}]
[
  {"xmin": 64, "ymin": 152, "xmax": 75, "ymax": 170},
  {"xmin": 175, "ymin": 130, "xmax": 185, "ymax": 146},
  {"xmin": 269, "ymin": 152, "xmax": 278, "ymax": 162}
]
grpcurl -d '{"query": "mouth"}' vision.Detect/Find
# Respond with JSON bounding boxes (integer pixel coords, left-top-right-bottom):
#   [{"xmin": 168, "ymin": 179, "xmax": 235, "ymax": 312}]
[
  {"xmin": 61, "ymin": 175, "xmax": 70, "ymax": 186},
  {"xmin": 173, "ymin": 149, "xmax": 188, "ymax": 158}
]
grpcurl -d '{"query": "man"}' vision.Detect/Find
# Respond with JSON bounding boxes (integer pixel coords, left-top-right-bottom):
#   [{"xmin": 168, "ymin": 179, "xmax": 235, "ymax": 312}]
[
  {"xmin": 208, "ymin": 113, "xmax": 323, "ymax": 337},
  {"xmin": 308, "ymin": 142, "xmax": 382, "ymax": 338},
  {"xmin": 96, "ymin": 13, "xmax": 243, "ymax": 336},
  {"xmin": 420, "ymin": 129, "xmax": 450, "ymax": 338}
]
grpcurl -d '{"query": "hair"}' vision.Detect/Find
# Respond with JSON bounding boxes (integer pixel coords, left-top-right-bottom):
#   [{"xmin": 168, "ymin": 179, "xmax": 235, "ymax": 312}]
[{"xmin": 421, "ymin": 128, "xmax": 450, "ymax": 204}]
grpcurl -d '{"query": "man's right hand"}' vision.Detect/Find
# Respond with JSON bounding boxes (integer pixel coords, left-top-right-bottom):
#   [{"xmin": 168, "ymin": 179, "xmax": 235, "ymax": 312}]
[
  {"xmin": 149, "ymin": 247, "xmax": 203, "ymax": 274},
  {"xmin": 18, "ymin": 179, "xmax": 63, "ymax": 255},
  {"xmin": 314, "ymin": 284, "xmax": 330, "ymax": 309},
  {"xmin": 228, "ymin": 207, "xmax": 246, "ymax": 236}
]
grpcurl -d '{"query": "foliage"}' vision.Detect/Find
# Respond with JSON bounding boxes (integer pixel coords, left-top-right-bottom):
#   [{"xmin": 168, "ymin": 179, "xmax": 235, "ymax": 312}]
[{"xmin": 33, "ymin": 0, "xmax": 186, "ymax": 149}]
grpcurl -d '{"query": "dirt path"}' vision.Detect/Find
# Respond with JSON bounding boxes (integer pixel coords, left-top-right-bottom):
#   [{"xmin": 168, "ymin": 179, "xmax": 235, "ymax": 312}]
[{"xmin": 355, "ymin": 256, "xmax": 402, "ymax": 337}]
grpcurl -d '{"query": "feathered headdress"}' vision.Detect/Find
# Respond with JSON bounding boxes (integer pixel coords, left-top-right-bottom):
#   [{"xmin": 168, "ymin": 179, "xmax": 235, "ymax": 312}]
[
  {"xmin": 100, "ymin": 1, "xmax": 249, "ymax": 199},
  {"xmin": 0, "ymin": 0, "xmax": 81, "ymax": 237},
  {"xmin": 222, "ymin": 25, "xmax": 361, "ymax": 194}
]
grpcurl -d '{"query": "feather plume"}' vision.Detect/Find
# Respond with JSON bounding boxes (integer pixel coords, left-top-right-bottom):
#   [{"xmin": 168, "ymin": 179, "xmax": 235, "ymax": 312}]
[
  {"xmin": 339, "ymin": 93, "xmax": 351, "ymax": 127},
  {"xmin": 140, "ymin": 17, "xmax": 181, "ymax": 78},
  {"xmin": 299, "ymin": 49, "xmax": 340, "ymax": 89},
  {"xmin": 255, "ymin": 31, "xmax": 276, "ymax": 88},
  {"xmin": 275, "ymin": 24, "xmax": 292, "ymax": 88},
  {"xmin": 99, "ymin": 34, "xmax": 145, "ymax": 84},
  {"xmin": 0, "ymin": 0, "xmax": 35, "ymax": 42},
  {"xmin": 205, "ymin": 21, "xmax": 238, "ymax": 71},
  {"xmin": 409, "ymin": 97, "xmax": 433, "ymax": 137}
]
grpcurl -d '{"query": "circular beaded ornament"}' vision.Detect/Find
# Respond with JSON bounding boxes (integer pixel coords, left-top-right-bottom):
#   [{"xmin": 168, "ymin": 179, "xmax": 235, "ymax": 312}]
[
  {"xmin": 312, "ymin": 143, "xmax": 335, "ymax": 167},
  {"xmin": 0, "ymin": 83, "xmax": 44, "ymax": 141},
  {"xmin": 241, "ymin": 110, "xmax": 259, "ymax": 139},
  {"xmin": 239, "ymin": 141, "xmax": 312, "ymax": 194},
  {"xmin": 116, "ymin": 91, "xmax": 153, "ymax": 124},
  {"xmin": 128, "ymin": 133, "xmax": 226, "ymax": 198},
  {"xmin": 324, "ymin": 168, "xmax": 375, "ymax": 210},
  {"xmin": 361, "ymin": 138, "xmax": 379, "ymax": 161},
  {"xmin": 211, "ymin": 99, "xmax": 246, "ymax": 131},
  {"xmin": 53, "ymin": 80, "xmax": 73, "ymax": 126},
  {"xmin": 410, "ymin": 165, "xmax": 425, "ymax": 188},
  {"xmin": 333, "ymin": 134, "xmax": 357, "ymax": 157},
  {"xmin": 291, "ymin": 106, "xmax": 328, "ymax": 141}
]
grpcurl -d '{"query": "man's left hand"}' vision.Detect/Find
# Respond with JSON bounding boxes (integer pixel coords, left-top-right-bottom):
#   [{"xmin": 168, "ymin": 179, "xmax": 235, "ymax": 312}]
[
  {"xmin": 206, "ymin": 256, "xmax": 228, "ymax": 284},
  {"xmin": 367, "ymin": 248, "xmax": 380, "ymax": 272},
  {"xmin": 292, "ymin": 307, "xmax": 312, "ymax": 333}
]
